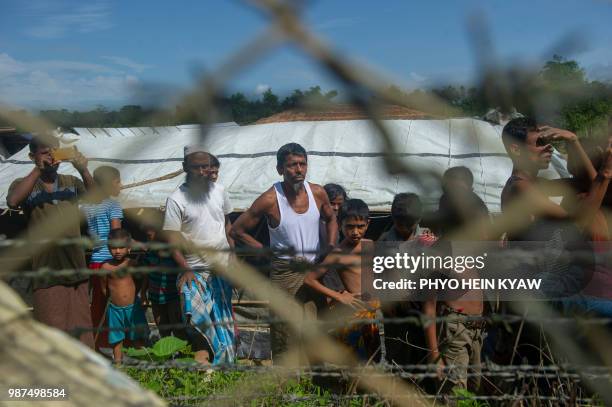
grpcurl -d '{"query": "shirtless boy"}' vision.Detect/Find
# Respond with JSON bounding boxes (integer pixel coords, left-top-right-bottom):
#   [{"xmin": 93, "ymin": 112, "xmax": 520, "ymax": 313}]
[
  {"xmin": 101, "ymin": 229, "xmax": 149, "ymax": 363},
  {"xmin": 304, "ymin": 199, "xmax": 370, "ymax": 305},
  {"xmin": 303, "ymin": 199, "xmax": 379, "ymax": 359}
]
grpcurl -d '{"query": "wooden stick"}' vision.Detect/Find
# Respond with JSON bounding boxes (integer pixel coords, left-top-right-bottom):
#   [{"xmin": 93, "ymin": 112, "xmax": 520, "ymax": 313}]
[{"xmin": 120, "ymin": 169, "xmax": 183, "ymax": 190}]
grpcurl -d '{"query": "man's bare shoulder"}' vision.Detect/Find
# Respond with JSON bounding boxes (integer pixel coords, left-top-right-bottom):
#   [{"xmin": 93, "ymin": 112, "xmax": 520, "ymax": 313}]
[
  {"xmin": 308, "ymin": 183, "xmax": 327, "ymax": 198},
  {"xmin": 251, "ymin": 186, "xmax": 277, "ymax": 211}
]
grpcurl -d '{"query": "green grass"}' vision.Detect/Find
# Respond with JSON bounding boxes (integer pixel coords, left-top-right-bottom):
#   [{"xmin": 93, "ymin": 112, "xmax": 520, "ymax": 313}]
[{"xmin": 123, "ymin": 368, "xmax": 374, "ymax": 406}]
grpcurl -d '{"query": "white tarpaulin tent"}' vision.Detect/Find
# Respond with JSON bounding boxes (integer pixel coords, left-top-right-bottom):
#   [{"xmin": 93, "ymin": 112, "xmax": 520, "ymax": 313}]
[{"xmin": 0, "ymin": 118, "xmax": 569, "ymax": 212}]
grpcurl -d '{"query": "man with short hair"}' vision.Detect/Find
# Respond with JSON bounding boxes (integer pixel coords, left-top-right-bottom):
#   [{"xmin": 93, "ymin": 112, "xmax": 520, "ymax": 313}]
[
  {"xmin": 500, "ymin": 117, "xmax": 611, "ymax": 238},
  {"xmin": 163, "ymin": 146, "xmax": 235, "ymax": 364},
  {"xmin": 231, "ymin": 142, "xmax": 337, "ymax": 362},
  {"xmin": 208, "ymin": 153, "xmax": 220, "ymax": 183},
  {"xmin": 500, "ymin": 117, "xmax": 611, "ymax": 307},
  {"xmin": 7, "ymin": 135, "xmax": 95, "ymax": 347}
]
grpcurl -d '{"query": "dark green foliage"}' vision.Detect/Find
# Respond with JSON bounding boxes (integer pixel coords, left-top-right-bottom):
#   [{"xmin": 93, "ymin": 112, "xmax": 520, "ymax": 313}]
[
  {"xmin": 23, "ymin": 85, "xmax": 341, "ymax": 128},
  {"xmin": 541, "ymin": 54, "xmax": 586, "ymax": 86},
  {"xmin": 123, "ymin": 369, "xmax": 374, "ymax": 406},
  {"xmin": 121, "ymin": 337, "xmax": 379, "ymax": 406},
  {"xmin": 5, "ymin": 57, "xmax": 610, "ymax": 138}
]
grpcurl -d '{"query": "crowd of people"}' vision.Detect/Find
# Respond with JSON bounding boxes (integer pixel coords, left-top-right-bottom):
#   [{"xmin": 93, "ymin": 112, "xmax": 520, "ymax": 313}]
[{"xmin": 5, "ymin": 117, "xmax": 611, "ymax": 393}]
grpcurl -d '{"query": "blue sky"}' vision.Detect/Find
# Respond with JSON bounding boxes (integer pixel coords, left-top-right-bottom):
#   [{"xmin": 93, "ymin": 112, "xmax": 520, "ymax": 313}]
[{"xmin": 1, "ymin": 0, "xmax": 611, "ymax": 110}]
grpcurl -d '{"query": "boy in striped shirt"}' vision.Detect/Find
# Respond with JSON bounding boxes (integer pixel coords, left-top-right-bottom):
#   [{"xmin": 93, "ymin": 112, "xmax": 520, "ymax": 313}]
[{"xmin": 80, "ymin": 165, "xmax": 123, "ymax": 351}]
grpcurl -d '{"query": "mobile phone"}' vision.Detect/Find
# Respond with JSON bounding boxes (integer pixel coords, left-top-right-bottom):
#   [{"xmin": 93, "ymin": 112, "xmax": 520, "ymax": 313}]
[{"xmin": 51, "ymin": 147, "xmax": 77, "ymax": 161}]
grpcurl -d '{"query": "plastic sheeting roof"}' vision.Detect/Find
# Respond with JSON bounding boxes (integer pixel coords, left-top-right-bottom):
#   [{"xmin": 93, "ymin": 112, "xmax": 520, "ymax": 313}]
[{"xmin": 0, "ymin": 119, "xmax": 569, "ymax": 212}]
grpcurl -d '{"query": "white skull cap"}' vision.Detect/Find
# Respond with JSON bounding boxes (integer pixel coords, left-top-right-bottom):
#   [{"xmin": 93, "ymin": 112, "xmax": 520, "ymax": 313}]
[{"xmin": 184, "ymin": 145, "xmax": 209, "ymax": 157}]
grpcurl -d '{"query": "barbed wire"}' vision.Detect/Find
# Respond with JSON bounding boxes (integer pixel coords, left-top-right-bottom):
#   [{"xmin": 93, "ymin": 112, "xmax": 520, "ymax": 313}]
[
  {"xmin": 1, "ymin": 236, "xmax": 609, "ymax": 251},
  {"xmin": 59, "ymin": 312, "xmax": 612, "ymax": 341},
  {"xmin": 2, "ymin": 0, "xmax": 611, "ymax": 405},
  {"xmin": 120, "ymin": 360, "xmax": 612, "ymax": 380},
  {"xmin": 164, "ymin": 392, "xmax": 597, "ymax": 404}
]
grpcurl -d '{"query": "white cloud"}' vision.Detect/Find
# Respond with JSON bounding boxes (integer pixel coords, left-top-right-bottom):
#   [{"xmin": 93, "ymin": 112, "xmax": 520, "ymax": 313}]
[
  {"xmin": 101, "ymin": 56, "xmax": 152, "ymax": 73},
  {"xmin": 255, "ymin": 83, "xmax": 271, "ymax": 94},
  {"xmin": 409, "ymin": 72, "xmax": 427, "ymax": 84},
  {"xmin": 23, "ymin": 2, "xmax": 113, "ymax": 39},
  {"xmin": 0, "ymin": 52, "xmax": 140, "ymax": 109},
  {"xmin": 0, "ymin": 53, "xmax": 26, "ymax": 76},
  {"xmin": 587, "ymin": 62, "xmax": 612, "ymax": 82},
  {"xmin": 32, "ymin": 60, "xmax": 121, "ymax": 74}
]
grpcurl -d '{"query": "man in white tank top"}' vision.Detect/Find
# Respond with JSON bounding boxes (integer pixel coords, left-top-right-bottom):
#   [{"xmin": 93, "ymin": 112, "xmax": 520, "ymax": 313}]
[{"xmin": 231, "ymin": 143, "xmax": 338, "ymax": 362}]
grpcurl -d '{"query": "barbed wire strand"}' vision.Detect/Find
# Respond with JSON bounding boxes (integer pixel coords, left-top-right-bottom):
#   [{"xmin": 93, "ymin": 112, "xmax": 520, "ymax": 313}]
[{"xmin": 1, "ymin": 0, "xmax": 611, "ymax": 405}]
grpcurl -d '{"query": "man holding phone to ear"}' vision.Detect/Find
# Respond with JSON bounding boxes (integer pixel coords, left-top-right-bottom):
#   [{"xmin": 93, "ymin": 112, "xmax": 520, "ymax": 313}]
[{"xmin": 7, "ymin": 134, "xmax": 95, "ymax": 347}]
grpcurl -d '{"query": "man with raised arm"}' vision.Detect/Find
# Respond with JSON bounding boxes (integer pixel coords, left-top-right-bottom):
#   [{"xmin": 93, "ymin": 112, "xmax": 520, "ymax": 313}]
[
  {"xmin": 7, "ymin": 135, "xmax": 95, "ymax": 347},
  {"xmin": 501, "ymin": 117, "xmax": 611, "ymax": 237},
  {"xmin": 231, "ymin": 142, "xmax": 337, "ymax": 362}
]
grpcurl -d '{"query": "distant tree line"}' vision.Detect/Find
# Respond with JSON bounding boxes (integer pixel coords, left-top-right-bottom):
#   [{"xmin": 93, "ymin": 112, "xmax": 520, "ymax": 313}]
[{"xmin": 2, "ymin": 56, "xmax": 610, "ymax": 138}]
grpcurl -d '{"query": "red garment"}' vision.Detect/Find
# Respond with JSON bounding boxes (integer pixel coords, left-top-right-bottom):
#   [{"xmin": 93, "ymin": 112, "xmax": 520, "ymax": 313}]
[
  {"xmin": 89, "ymin": 263, "xmax": 110, "ymax": 350},
  {"xmin": 417, "ymin": 230, "xmax": 437, "ymax": 247}
]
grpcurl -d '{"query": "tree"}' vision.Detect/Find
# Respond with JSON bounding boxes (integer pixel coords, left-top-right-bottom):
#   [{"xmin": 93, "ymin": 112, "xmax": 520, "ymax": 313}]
[
  {"xmin": 118, "ymin": 105, "xmax": 144, "ymax": 126},
  {"xmin": 281, "ymin": 89, "xmax": 304, "ymax": 110},
  {"xmin": 541, "ymin": 54, "xmax": 586, "ymax": 86}
]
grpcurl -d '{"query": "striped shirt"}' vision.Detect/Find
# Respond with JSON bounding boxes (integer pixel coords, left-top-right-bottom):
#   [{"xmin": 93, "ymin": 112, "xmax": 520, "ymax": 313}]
[{"xmin": 80, "ymin": 199, "xmax": 123, "ymax": 263}]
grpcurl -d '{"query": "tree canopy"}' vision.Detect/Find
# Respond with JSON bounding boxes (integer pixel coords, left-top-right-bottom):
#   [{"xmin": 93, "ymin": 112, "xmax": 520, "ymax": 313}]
[{"xmin": 3, "ymin": 57, "xmax": 610, "ymax": 139}]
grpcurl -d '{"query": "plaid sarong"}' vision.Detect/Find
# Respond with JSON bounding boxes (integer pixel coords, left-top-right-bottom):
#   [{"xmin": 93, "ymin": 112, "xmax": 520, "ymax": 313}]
[{"xmin": 180, "ymin": 272, "xmax": 235, "ymax": 365}]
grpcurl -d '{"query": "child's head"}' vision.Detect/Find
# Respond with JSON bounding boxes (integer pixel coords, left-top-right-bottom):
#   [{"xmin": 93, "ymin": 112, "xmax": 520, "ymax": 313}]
[
  {"xmin": 324, "ymin": 183, "xmax": 348, "ymax": 216},
  {"xmin": 338, "ymin": 199, "xmax": 370, "ymax": 244},
  {"xmin": 143, "ymin": 225, "xmax": 157, "ymax": 242},
  {"xmin": 442, "ymin": 166, "xmax": 473, "ymax": 194},
  {"xmin": 108, "ymin": 228, "xmax": 131, "ymax": 261},
  {"xmin": 93, "ymin": 165, "xmax": 121, "ymax": 197},
  {"xmin": 391, "ymin": 193, "xmax": 422, "ymax": 240},
  {"xmin": 208, "ymin": 154, "xmax": 220, "ymax": 182}
]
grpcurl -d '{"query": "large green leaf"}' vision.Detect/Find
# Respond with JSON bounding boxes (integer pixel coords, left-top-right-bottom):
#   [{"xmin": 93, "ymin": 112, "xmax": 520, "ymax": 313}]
[
  {"xmin": 124, "ymin": 347, "xmax": 150, "ymax": 358},
  {"xmin": 151, "ymin": 336, "xmax": 189, "ymax": 358}
]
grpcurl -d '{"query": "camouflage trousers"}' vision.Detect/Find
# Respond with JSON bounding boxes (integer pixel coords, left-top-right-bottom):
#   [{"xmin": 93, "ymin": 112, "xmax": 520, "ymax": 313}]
[{"xmin": 439, "ymin": 309, "xmax": 484, "ymax": 391}]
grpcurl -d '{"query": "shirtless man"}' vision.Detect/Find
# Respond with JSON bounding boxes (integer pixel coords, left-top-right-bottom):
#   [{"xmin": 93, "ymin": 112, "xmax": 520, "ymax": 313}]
[
  {"xmin": 231, "ymin": 142, "xmax": 337, "ymax": 361},
  {"xmin": 500, "ymin": 117, "xmax": 611, "ymax": 238}
]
